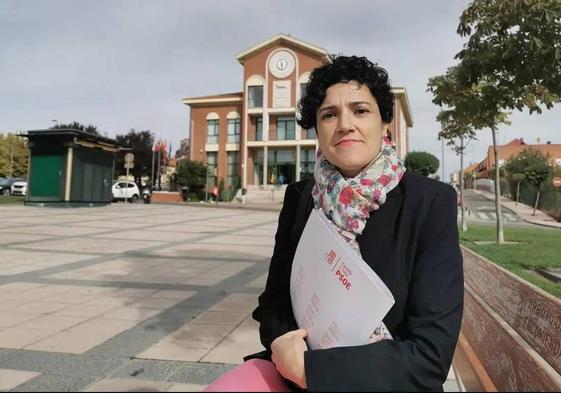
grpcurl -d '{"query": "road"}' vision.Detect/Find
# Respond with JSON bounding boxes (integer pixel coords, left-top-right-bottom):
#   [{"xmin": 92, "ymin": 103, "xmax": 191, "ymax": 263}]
[{"xmin": 459, "ymin": 189, "xmax": 533, "ymax": 227}]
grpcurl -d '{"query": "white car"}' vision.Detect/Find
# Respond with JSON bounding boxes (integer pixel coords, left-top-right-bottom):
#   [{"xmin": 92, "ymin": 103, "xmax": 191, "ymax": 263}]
[
  {"xmin": 112, "ymin": 181, "xmax": 140, "ymax": 203},
  {"xmin": 11, "ymin": 181, "xmax": 27, "ymax": 196}
]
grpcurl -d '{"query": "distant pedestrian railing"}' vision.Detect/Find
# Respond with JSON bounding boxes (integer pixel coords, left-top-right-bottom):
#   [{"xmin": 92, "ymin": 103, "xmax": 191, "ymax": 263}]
[{"xmin": 457, "ymin": 247, "xmax": 561, "ymax": 391}]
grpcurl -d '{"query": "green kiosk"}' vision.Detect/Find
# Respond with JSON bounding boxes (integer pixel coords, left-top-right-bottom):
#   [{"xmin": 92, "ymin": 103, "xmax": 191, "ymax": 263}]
[{"xmin": 24, "ymin": 129, "xmax": 121, "ymax": 207}]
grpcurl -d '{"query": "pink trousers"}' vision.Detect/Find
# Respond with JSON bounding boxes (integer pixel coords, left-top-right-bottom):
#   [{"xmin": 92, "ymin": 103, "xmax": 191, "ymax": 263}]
[{"xmin": 203, "ymin": 359, "xmax": 291, "ymax": 392}]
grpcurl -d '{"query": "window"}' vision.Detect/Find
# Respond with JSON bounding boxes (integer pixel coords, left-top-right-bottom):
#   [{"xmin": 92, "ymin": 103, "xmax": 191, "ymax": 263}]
[
  {"xmin": 300, "ymin": 148, "xmax": 316, "ymax": 180},
  {"xmin": 248, "ymin": 86, "xmax": 263, "ymax": 108},
  {"xmin": 256, "ymin": 117, "xmax": 263, "ymax": 141},
  {"xmin": 276, "ymin": 116, "xmax": 295, "ymax": 140},
  {"xmin": 206, "ymin": 152, "xmax": 218, "ymax": 186},
  {"xmin": 302, "ymin": 127, "xmax": 316, "ymax": 140},
  {"xmin": 227, "ymin": 118, "xmax": 240, "ymax": 143},
  {"xmin": 207, "ymin": 119, "xmax": 219, "ymax": 144},
  {"xmin": 227, "ymin": 151, "xmax": 240, "ymax": 187}
]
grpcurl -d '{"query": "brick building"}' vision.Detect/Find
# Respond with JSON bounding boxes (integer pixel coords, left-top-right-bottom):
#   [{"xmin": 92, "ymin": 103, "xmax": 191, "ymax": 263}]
[
  {"xmin": 475, "ymin": 138, "xmax": 561, "ymax": 178},
  {"xmin": 182, "ymin": 34, "xmax": 414, "ymax": 188}
]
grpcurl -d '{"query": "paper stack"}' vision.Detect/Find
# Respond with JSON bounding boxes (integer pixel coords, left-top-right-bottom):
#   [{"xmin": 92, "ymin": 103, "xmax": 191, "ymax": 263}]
[{"xmin": 290, "ymin": 208, "xmax": 395, "ymax": 350}]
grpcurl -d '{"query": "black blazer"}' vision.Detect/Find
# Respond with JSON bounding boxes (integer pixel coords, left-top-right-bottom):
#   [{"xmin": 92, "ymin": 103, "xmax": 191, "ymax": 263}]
[{"xmin": 251, "ymin": 172, "xmax": 464, "ymax": 392}]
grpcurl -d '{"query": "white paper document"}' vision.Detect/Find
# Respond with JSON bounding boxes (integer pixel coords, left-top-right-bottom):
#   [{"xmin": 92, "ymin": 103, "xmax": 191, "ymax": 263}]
[{"xmin": 290, "ymin": 208, "xmax": 395, "ymax": 350}]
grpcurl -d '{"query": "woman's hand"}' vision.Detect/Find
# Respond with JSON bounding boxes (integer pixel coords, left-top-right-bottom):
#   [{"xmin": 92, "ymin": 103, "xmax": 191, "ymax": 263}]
[{"xmin": 271, "ymin": 328, "xmax": 308, "ymax": 389}]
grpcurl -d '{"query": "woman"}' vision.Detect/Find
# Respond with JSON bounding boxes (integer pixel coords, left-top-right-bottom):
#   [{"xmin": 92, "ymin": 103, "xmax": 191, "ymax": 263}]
[{"xmin": 205, "ymin": 56, "xmax": 463, "ymax": 392}]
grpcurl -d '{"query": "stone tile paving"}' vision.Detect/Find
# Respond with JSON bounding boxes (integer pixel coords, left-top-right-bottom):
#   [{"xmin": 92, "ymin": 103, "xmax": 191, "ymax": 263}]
[
  {"xmin": 0, "ymin": 203, "xmax": 462, "ymax": 391},
  {"xmin": 0, "ymin": 204, "xmax": 272, "ymax": 391}
]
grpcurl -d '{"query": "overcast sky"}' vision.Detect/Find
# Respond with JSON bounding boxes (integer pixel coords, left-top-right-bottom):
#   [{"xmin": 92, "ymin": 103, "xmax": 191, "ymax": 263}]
[{"xmin": 1, "ymin": 0, "xmax": 560, "ymax": 181}]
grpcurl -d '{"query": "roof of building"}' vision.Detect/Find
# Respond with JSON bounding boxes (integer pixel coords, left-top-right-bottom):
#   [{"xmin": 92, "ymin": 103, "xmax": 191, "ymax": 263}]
[
  {"xmin": 464, "ymin": 162, "xmax": 479, "ymax": 173},
  {"xmin": 236, "ymin": 33, "xmax": 330, "ymax": 65},
  {"xmin": 486, "ymin": 138, "xmax": 561, "ymax": 161},
  {"xmin": 504, "ymin": 138, "xmax": 527, "ymax": 146},
  {"xmin": 182, "ymin": 35, "xmax": 413, "ymax": 128},
  {"xmin": 25, "ymin": 128, "xmax": 121, "ymax": 147},
  {"xmin": 182, "ymin": 92, "xmax": 243, "ymax": 106}
]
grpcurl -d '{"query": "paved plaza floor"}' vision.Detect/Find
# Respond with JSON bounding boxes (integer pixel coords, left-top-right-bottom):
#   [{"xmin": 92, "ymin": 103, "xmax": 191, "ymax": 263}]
[{"xmin": 0, "ymin": 203, "xmax": 461, "ymax": 392}]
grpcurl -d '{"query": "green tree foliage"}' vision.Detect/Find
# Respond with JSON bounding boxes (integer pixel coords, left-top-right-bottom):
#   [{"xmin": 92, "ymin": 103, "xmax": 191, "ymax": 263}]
[
  {"xmin": 436, "ymin": 108, "xmax": 477, "ymax": 146},
  {"xmin": 504, "ymin": 148, "xmax": 554, "ymax": 182},
  {"xmin": 51, "ymin": 121, "xmax": 99, "ymax": 135},
  {"xmin": 504, "ymin": 148, "xmax": 555, "ymax": 214},
  {"xmin": 0, "ymin": 133, "xmax": 28, "ymax": 178},
  {"xmin": 456, "ymin": 0, "xmax": 561, "ymax": 114},
  {"xmin": 427, "ymin": 0, "xmax": 561, "ymax": 243},
  {"xmin": 428, "ymin": 66, "xmax": 511, "ymax": 133},
  {"xmin": 114, "ymin": 129, "xmax": 155, "ymax": 184},
  {"xmin": 505, "ymin": 152, "xmax": 531, "ymax": 204},
  {"xmin": 404, "ymin": 151, "xmax": 440, "ymax": 177},
  {"xmin": 177, "ymin": 160, "xmax": 207, "ymax": 196}
]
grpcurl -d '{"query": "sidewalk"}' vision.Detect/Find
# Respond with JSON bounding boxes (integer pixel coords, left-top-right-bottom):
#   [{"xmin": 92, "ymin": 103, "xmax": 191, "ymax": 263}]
[
  {"xmin": 0, "ymin": 204, "xmax": 462, "ymax": 392},
  {"xmin": 471, "ymin": 189, "xmax": 561, "ymax": 229}
]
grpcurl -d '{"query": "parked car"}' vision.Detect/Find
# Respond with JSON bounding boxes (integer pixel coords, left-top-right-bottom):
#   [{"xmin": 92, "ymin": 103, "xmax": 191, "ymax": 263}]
[
  {"xmin": 11, "ymin": 181, "xmax": 27, "ymax": 196},
  {"xmin": 112, "ymin": 181, "xmax": 140, "ymax": 203},
  {"xmin": 0, "ymin": 178, "xmax": 24, "ymax": 196}
]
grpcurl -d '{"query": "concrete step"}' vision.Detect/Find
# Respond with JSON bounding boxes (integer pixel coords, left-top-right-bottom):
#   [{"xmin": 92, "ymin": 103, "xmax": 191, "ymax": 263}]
[{"xmin": 234, "ymin": 185, "xmax": 287, "ymax": 204}]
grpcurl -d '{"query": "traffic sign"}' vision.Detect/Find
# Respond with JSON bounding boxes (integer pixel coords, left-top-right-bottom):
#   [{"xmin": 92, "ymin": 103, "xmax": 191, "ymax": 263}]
[
  {"xmin": 124, "ymin": 153, "xmax": 134, "ymax": 163},
  {"xmin": 124, "ymin": 162, "xmax": 134, "ymax": 169},
  {"xmin": 553, "ymin": 176, "xmax": 561, "ymax": 188}
]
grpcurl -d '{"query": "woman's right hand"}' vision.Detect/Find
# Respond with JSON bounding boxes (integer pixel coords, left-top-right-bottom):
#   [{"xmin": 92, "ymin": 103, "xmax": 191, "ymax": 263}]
[{"xmin": 271, "ymin": 328, "xmax": 309, "ymax": 388}]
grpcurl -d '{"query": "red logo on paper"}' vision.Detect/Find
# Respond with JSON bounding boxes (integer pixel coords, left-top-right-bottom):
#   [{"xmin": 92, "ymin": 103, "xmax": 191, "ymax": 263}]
[{"xmin": 325, "ymin": 250, "xmax": 336, "ymax": 265}]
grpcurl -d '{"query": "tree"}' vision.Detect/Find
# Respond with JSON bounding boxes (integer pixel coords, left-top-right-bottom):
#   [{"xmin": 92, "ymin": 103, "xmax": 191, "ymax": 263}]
[
  {"xmin": 505, "ymin": 148, "xmax": 554, "ymax": 214},
  {"xmin": 435, "ymin": 108, "xmax": 477, "ymax": 232},
  {"xmin": 504, "ymin": 152, "xmax": 528, "ymax": 205},
  {"xmin": 527, "ymin": 162, "xmax": 553, "ymax": 215},
  {"xmin": 456, "ymin": 0, "xmax": 561, "ymax": 116},
  {"xmin": 428, "ymin": 65, "xmax": 511, "ymax": 243},
  {"xmin": 0, "ymin": 133, "xmax": 28, "ymax": 178},
  {"xmin": 114, "ymin": 129, "xmax": 155, "ymax": 185},
  {"xmin": 444, "ymin": 0, "xmax": 561, "ymax": 241},
  {"xmin": 177, "ymin": 160, "xmax": 207, "ymax": 197},
  {"xmin": 404, "ymin": 151, "xmax": 440, "ymax": 177},
  {"xmin": 51, "ymin": 121, "xmax": 99, "ymax": 135},
  {"xmin": 511, "ymin": 173, "xmax": 525, "ymax": 205}
]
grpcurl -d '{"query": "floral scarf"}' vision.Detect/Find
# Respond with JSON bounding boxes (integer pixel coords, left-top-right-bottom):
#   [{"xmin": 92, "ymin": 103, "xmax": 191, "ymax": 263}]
[{"xmin": 312, "ymin": 136, "xmax": 406, "ymax": 342}]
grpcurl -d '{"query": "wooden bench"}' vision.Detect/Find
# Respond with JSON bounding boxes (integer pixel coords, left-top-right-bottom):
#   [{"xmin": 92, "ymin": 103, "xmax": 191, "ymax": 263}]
[{"xmin": 453, "ymin": 247, "xmax": 561, "ymax": 391}]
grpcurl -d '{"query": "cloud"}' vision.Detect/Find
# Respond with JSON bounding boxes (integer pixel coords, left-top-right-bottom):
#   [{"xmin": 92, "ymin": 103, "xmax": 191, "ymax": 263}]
[{"xmin": 1, "ymin": 0, "xmax": 559, "ymax": 181}]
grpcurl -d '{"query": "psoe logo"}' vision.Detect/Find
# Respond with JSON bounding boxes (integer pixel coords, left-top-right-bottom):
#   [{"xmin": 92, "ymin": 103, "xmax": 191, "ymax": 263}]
[{"xmin": 325, "ymin": 250, "xmax": 336, "ymax": 265}]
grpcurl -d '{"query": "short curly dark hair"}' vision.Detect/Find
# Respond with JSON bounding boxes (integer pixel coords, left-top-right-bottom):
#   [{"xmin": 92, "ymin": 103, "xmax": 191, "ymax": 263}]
[{"xmin": 297, "ymin": 55, "xmax": 394, "ymax": 130}]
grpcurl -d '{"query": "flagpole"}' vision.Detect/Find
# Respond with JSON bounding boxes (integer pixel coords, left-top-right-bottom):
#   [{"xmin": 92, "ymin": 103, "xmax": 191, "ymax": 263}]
[
  {"xmin": 151, "ymin": 144, "xmax": 156, "ymax": 189},
  {"xmin": 157, "ymin": 147, "xmax": 161, "ymax": 191}
]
